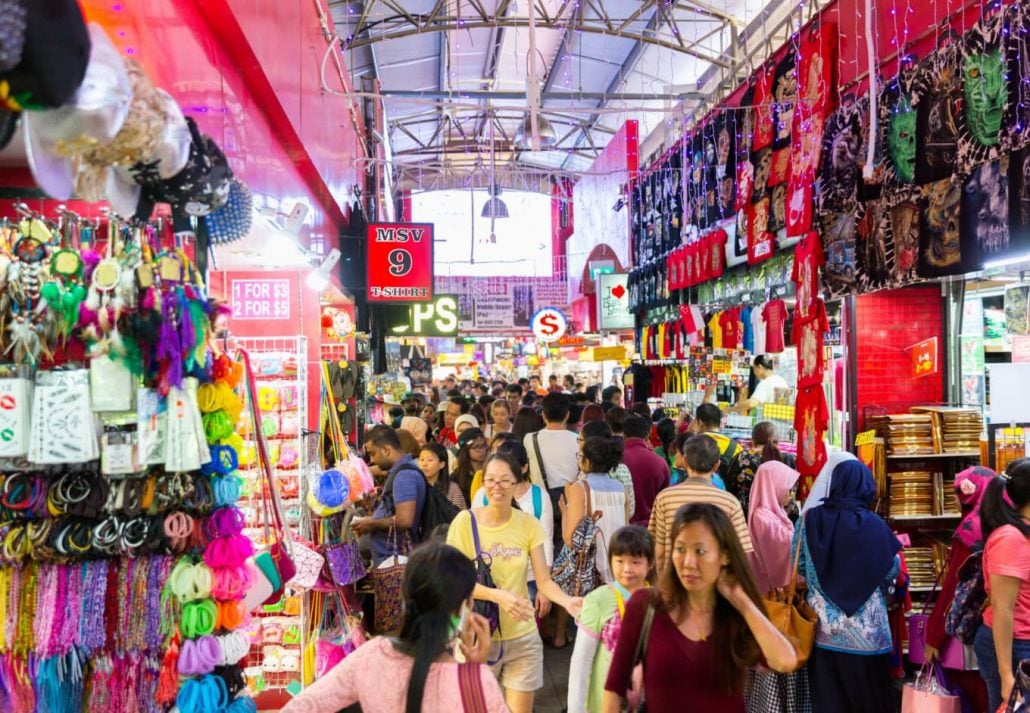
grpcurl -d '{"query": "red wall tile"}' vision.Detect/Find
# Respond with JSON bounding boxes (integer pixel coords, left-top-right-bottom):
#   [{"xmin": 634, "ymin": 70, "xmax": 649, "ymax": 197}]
[{"xmin": 855, "ymin": 286, "xmax": 945, "ymax": 429}]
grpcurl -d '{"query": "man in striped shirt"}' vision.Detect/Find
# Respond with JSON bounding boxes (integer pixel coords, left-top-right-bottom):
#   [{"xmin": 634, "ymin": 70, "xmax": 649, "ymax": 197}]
[{"xmin": 648, "ymin": 433, "xmax": 753, "ymax": 570}]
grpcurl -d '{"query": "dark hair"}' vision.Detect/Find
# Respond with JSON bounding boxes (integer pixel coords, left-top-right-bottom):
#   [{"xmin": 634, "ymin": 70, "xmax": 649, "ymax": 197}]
[
  {"xmin": 580, "ymin": 420, "xmax": 613, "ymax": 440},
  {"xmin": 541, "ymin": 392, "xmax": 571, "ymax": 423},
  {"xmin": 548, "ymin": 374, "xmax": 558, "ymax": 382},
  {"xmin": 505, "ymin": 383, "xmax": 524, "ymax": 397},
  {"xmin": 491, "ymin": 386, "xmax": 504, "ymax": 398},
  {"xmin": 478, "ymin": 394, "xmax": 495, "ymax": 409},
  {"xmin": 581, "ymin": 436, "xmax": 623, "ymax": 473},
  {"xmin": 585, "ymin": 384, "xmax": 601, "ymax": 403},
  {"xmin": 490, "ymin": 431, "xmax": 518, "ymax": 451},
  {"xmin": 605, "ymin": 406, "xmax": 629, "ymax": 434},
  {"xmin": 469, "ymin": 404, "xmax": 487, "ymax": 428},
  {"xmin": 657, "ymin": 504, "xmax": 763, "ymax": 694},
  {"xmin": 581, "ymin": 403, "xmax": 605, "ymax": 425},
  {"xmin": 495, "ymin": 441, "xmax": 530, "ymax": 482},
  {"xmin": 365, "ymin": 424, "xmax": 402, "ymax": 450},
  {"xmin": 453, "ymin": 428, "xmax": 487, "ymax": 503},
  {"xmin": 513, "ymin": 406, "xmax": 545, "ymax": 441},
  {"xmin": 446, "ymin": 388, "xmax": 463, "ymax": 399},
  {"xmin": 397, "ymin": 543, "xmax": 477, "ymax": 713},
  {"xmin": 609, "ymin": 525, "xmax": 655, "ymax": 564},
  {"xmin": 517, "ymin": 378, "xmax": 529, "ymax": 387},
  {"xmin": 981, "ymin": 458, "xmax": 1030, "ymax": 539},
  {"xmin": 389, "ymin": 406, "xmax": 405, "ymax": 419},
  {"xmin": 419, "ymin": 442, "xmax": 455, "ymax": 497},
  {"xmin": 563, "ymin": 375, "xmax": 576, "ymax": 387},
  {"xmin": 602, "ymin": 385, "xmax": 622, "ymax": 403},
  {"xmin": 753, "ymin": 354, "xmax": 774, "ymax": 371},
  {"xmin": 632, "ymin": 403, "xmax": 652, "ymax": 420},
  {"xmin": 448, "ymin": 397, "xmax": 470, "ymax": 415},
  {"xmin": 752, "ymin": 421, "xmax": 784, "ymax": 463},
  {"xmin": 623, "ymin": 414, "xmax": 650, "ymax": 440},
  {"xmin": 671, "ymin": 430, "xmax": 691, "ymax": 458},
  {"xmin": 521, "ymin": 392, "xmax": 537, "ymax": 408},
  {"xmin": 683, "ymin": 434, "xmax": 720, "ymax": 474},
  {"xmin": 695, "ymin": 403, "xmax": 723, "ymax": 429},
  {"xmin": 567, "ymin": 402, "xmax": 584, "ymax": 428},
  {"xmin": 656, "ymin": 418, "xmax": 676, "ymax": 455},
  {"xmin": 482, "ymin": 452, "xmax": 524, "ymax": 488},
  {"xmin": 396, "ymin": 429, "xmax": 420, "ymax": 457}
]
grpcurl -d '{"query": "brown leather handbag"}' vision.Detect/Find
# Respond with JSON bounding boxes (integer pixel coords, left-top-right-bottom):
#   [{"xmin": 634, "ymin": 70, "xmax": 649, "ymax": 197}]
[{"xmin": 762, "ymin": 529, "xmax": 817, "ymax": 670}]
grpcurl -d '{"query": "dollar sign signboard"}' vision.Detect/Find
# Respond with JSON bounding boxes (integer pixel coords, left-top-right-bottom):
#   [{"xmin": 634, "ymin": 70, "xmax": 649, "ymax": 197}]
[{"xmin": 531, "ymin": 307, "xmax": 567, "ymax": 343}]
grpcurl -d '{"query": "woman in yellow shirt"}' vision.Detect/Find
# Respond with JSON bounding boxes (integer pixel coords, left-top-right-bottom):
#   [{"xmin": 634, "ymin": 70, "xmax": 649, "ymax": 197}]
[{"xmin": 447, "ymin": 452, "xmax": 584, "ymax": 713}]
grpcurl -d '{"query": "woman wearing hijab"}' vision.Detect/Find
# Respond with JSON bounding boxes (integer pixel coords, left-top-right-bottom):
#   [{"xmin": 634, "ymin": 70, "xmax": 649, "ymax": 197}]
[
  {"xmin": 744, "ymin": 462, "xmax": 809, "ymax": 713},
  {"xmin": 794, "ymin": 460, "xmax": 902, "ymax": 712},
  {"xmin": 799, "ymin": 449, "xmax": 857, "ymax": 517},
  {"xmin": 922, "ymin": 467, "xmax": 994, "ymax": 711},
  {"xmin": 400, "ymin": 415, "xmax": 429, "ymax": 446}
]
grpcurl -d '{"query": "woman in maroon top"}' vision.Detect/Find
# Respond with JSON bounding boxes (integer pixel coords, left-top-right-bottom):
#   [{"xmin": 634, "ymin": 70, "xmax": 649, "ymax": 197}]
[
  {"xmin": 602, "ymin": 503, "xmax": 797, "ymax": 712},
  {"xmin": 924, "ymin": 466, "xmax": 996, "ymax": 712}
]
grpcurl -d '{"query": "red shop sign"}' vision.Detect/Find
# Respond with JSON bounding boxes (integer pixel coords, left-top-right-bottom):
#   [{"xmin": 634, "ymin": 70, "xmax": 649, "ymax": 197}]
[
  {"xmin": 909, "ymin": 337, "xmax": 939, "ymax": 379},
  {"xmin": 366, "ymin": 222, "xmax": 434, "ymax": 302}
]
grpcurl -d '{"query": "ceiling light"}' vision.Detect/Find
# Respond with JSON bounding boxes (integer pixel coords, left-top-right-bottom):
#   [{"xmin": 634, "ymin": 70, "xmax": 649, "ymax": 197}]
[
  {"xmin": 481, "ymin": 196, "xmax": 508, "ymax": 219},
  {"xmin": 305, "ymin": 248, "xmax": 341, "ymax": 291},
  {"xmin": 514, "ymin": 114, "xmax": 557, "ymax": 150}
]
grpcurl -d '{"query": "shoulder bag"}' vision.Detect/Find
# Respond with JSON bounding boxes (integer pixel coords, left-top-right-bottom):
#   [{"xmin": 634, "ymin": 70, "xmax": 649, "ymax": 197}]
[
  {"xmin": 324, "ymin": 511, "xmax": 367, "ymax": 587},
  {"xmin": 626, "ymin": 600, "xmax": 656, "ymax": 712},
  {"xmin": 372, "ymin": 526, "xmax": 408, "ymax": 634},
  {"xmin": 1001, "ymin": 659, "xmax": 1029, "ymax": 713},
  {"xmin": 458, "ymin": 662, "xmax": 490, "ymax": 713},
  {"xmin": 531, "ymin": 432, "xmax": 550, "ymax": 487},
  {"xmin": 761, "ymin": 526, "xmax": 816, "ymax": 671},
  {"xmin": 469, "ymin": 511, "xmax": 501, "ymax": 635}
]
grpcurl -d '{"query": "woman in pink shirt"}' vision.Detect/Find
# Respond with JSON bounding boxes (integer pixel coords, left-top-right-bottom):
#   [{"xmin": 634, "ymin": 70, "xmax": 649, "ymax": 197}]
[
  {"xmin": 974, "ymin": 458, "xmax": 1030, "ymax": 711},
  {"xmin": 282, "ymin": 543, "xmax": 509, "ymax": 713}
]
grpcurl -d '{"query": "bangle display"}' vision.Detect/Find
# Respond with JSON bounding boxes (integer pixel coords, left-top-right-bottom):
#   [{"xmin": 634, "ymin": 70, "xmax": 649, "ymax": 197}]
[{"xmin": 181, "ymin": 599, "xmax": 218, "ymax": 639}]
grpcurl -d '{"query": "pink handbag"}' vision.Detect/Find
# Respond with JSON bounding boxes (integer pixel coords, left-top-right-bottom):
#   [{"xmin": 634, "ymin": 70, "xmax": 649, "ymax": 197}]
[
  {"xmin": 901, "ymin": 664, "xmax": 961, "ymax": 713},
  {"xmin": 907, "ymin": 569, "xmax": 973, "ymax": 671}
]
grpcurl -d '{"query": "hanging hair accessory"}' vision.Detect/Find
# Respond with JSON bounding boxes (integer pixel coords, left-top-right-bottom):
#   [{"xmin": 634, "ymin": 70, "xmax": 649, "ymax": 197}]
[
  {"xmin": 210, "ymin": 565, "xmax": 254, "ymax": 601},
  {"xmin": 216, "ymin": 631, "xmax": 250, "ymax": 665},
  {"xmin": 215, "ymin": 600, "xmax": 249, "ymax": 632},
  {"xmin": 168, "ymin": 559, "xmax": 213, "ymax": 603},
  {"xmin": 205, "ymin": 507, "xmax": 245, "ymax": 539},
  {"xmin": 177, "ymin": 634, "xmax": 223, "ymax": 676},
  {"xmin": 175, "ymin": 673, "xmax": 229, "ymax": 713},
  {"xmin": 181, "ymin": 599, "xmax": 218, "ymax": 639},
  {"xmin": 163, "ymin": 511, "xmax": 194, "ymax": 552},
  {"xmin": 203, "ymin": 534, "xmax": 254, "ymax": 570}
]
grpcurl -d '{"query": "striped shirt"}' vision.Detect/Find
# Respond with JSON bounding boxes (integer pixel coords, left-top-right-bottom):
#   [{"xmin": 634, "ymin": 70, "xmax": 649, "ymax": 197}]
[{"xmin": 648, "ymin": 478, "xmax": 753, "ymax": 566}]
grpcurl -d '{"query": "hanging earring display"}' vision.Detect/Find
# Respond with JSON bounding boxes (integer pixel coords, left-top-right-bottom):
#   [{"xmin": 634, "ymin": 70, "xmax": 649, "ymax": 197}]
[{"xmin": 41, "ymin": 248, "xmax": 86, "ymax": 338}]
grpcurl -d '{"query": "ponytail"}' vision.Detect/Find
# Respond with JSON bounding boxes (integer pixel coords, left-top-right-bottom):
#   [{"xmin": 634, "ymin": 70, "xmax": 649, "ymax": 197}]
[
  {"xmin": 403, "ymin": 611, "xmax": 453, "ymax": 713},
  {"xmin": 980, "ymin": 458, "xmax": 1030, "ymax": 540},
  {"xmin": 761, "ymin": 441, "xmax": 785, "ymax": 464}
]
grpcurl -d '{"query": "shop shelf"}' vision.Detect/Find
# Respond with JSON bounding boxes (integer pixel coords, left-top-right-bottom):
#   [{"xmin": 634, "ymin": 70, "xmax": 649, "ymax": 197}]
[
  {"xmin": 886, "ymin": 452, "xmax": 981, "ymax": 460},
  {"xmin": 888, "ymin": 514, "xmax": 962, "ymax": 521}
]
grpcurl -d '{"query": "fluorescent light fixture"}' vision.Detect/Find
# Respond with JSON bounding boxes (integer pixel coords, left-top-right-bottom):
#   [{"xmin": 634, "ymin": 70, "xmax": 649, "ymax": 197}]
[
  {"xmin": 983, "ymin": 252, "xmax": 1030, "ymax": 270},
  {"xmin": 305, "ymin": 248, "xmax": 341, "ymax": 291}
]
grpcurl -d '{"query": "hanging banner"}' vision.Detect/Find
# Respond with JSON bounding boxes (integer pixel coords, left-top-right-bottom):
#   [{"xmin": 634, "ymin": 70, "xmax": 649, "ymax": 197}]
[
  {"xmin": 908, "ymin": 337, "xmax": 939, "ymax": 379},
  {"xmin": 366, "ymin": 222, "xmax": 434, "ymax": 302}
]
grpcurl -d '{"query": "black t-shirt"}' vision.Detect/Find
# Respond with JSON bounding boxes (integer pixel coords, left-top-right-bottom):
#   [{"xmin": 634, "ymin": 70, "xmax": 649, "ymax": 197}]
[
  {"xmin": 961, "ymin": 157, "xmax": 1010, "ymax": 265},
  {"xmin": 911, "ymin": 42, "xmax": 963, "ymax": 184},
  {"xmin": 917, "ymin": 176, "xmax": 968, "ymax": 278}
]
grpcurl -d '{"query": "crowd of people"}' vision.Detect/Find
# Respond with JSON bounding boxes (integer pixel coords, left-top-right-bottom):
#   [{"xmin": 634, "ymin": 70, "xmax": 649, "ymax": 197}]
[{"xmin": 284, "ymin": 372, "xmax": 1030, "ymax": 713}]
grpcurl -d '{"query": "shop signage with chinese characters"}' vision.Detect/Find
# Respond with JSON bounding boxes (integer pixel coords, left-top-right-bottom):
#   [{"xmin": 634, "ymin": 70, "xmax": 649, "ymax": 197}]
[
  {"xmin": 909, "ymin": 338, "xmax": 939, "ymax": 379},
  {"xmin": 366, "ymin": 222, "xmax": 434, "ymax": 302},
  {"xmin": 597, "ymin": 273, "xmax": 634, "ymax": 330},
  {"xmin": 230, "ymin": 278, "xmax": 290, "ymax": 320}
]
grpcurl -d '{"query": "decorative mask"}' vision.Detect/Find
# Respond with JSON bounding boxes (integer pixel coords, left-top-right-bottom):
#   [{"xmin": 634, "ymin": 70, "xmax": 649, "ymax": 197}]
[
  {"xmin": 887, "ymin": 95, "xmax": 917, "ymax": 183},
  {"xmin": 963, "ymin": 49, "xmax": 1005, "ymax": 147}
]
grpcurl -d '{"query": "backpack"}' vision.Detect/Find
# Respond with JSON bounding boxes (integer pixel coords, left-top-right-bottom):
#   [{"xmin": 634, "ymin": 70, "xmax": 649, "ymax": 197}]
[
  {"xmin": 945, "ymin": 550, "xmax": 987, "ymax": 645},
  {"xmin": 717, "ymin": 437, "xmax": 741, "ymax": 479},
  {"xmin": 417, "ymin": 475, "xmax": 461, "ymax": 541},
  {"xmin": 551, "ymin": 481, "xmax": 603, "ymax": 597}
]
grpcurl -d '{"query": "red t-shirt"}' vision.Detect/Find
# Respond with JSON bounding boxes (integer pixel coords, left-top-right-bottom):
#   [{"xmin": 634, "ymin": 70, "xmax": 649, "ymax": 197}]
[
  {"xmin": 794, "ymin": 384, "xmax": 829, "ymax": 477},
  {"xmin": 704, "ymin": 229, "xmax": 728, "ymax": 280},
  {"xmin": 785, "ymin": 184, "xmax": 815, "ymax": 239},
  {"xmin": 792, "ymin": 299, "xmax": 829, "ymax": 388},
  {"xmin": 746, "ymin": 198, "xmax": 775, "ymax": 265},
  {"xmin": 690, "ymin": 240, "xmax": 705, "ymax": 286},
  {"xmin": 762, "ymin": 299, "xmax": 789, "ymax": 353},
  {"xmin": 983, "ymin": 525, "xmax": 1030, "ymax": 639},
  {"xmin": 791, "ymin": 231, "xmax": 826, "ymax": 319},
  {"xmin": 720, "ymin": 307, "xmax": 743, "ymax": 349},
  {"xmin": 751, "ymin": 68, "xmax": 775, "ymax": 152}
]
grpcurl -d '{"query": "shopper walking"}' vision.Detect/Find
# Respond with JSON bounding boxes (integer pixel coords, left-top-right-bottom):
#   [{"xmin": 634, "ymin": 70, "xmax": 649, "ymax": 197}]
[
  {"xmin": 796, "ymin": 460, "xmax": 901, "ymax": 712},
  {"xmin": 486, "ymin": 398, "xmax": 513, "ymax": 439},
  {"xmin": 579, "ymin": 421, "xmax": 635, "ymax": 521},
  {"xmin": 621, "ymin": 415, "xmax": 670, "ymax": 526},
  {"xmin": 974, "ymin": 458, "xmax": 1030, "ymax": 711},
  {"xmin": 420, "ymin": 442, "xmax": 467, "ymax": 510},
  {"xmin": 725, "ymin": 421, "xmax": 795, "ymax": 511},
  {"xmin": 512, "ymin": 406, "xmax": 544, "ymax": 443},
  {"xmin": 281, "ymin": 543, "xmax": 506, "ymax": 713},
  {"xmin": 923, "ymin": 466, "xmax": 994, "ymax": 712},
  {"xmin": 446, "ymin": 452, "xmax": 584, "ymax": 713},
  {"xmin": 568, "ymin": 526, "xmax": 654, "ymax": 713},
  {"xmin": 653, "ymin": 417, "xmax": 677, "ymax": 468},
  {"xmin": 451, "ymin": 427, "xmax": 489, "ymax": 506},
  {"xmin": 602, "ymin": 504, "xmax": 797, "ymax": 712},
  {"xmin": 800, "ymin": 449, "xmax": 857, "ymax": 516}
]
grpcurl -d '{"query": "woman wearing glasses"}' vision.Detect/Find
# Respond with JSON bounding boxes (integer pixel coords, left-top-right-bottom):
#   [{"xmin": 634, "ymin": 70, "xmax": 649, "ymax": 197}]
[
  {"xmin": 451, "ymin": 427, "xmax": 490, "ymax": 505},
  {"xmin": 447, "ymin": 452, "xmax": 584, "ymax": 713}
]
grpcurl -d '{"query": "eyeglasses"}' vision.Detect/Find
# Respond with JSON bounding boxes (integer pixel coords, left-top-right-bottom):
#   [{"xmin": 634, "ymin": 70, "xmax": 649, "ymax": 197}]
[
  {"xmin": 470, "ymin": 443, "xmax": 488, "ymax": 451},
  {"xmin": 483, "ymin": 479, "xmax": 516, "ymax": 489}
]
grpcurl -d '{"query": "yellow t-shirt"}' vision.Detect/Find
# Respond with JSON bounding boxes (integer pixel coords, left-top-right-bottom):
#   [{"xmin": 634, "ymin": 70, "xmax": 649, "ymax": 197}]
[
  {"xmin": 446, "ymin": 508, "xmax": 546, "ymax": 641},
  {"xmin": 469, "ymin": 469, "xmax": 484, "ymax": 499},
  {"xmin": 708, "ymin": 312, "xmax": 723, "ymax": 349}
]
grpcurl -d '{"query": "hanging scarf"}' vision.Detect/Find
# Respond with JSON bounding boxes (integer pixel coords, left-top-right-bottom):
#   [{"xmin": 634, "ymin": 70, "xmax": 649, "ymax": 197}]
[
  {"xmin": 804, "ymin": 460, "xmax": 901, "ymax": 616},
  {"xmin": 953, "ymin": 466, "xmax": 997, "ymax": 551}
]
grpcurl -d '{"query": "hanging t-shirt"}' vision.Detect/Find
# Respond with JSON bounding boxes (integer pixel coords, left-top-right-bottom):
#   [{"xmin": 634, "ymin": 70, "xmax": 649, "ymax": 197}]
[
  {"xmin": 792, "ymin": 299, "xmax": 829, "ymax": 388},
  {"xmin": 771, "ymin": 50, "xmax": 798, "ymax": 152},
  {"xmin": 747, "ymin": 197, "xmax": 775, "ymax": 265},
  {"xmin": 794, "ymin": 384, "xmax": 829, "ymax": 478},
  {"xmin": 962, "ymin": 157, "xmax": 1010, "ymax": 264},
  {"xmin": 792, "ymin": 232, "xmax": 825, "ymax": 319},
  {"xmin": 741, "ymin": 306, "xmax": 755, "ymax": 353},
  {"xmin": 763, "ymin": 299, "xmax": 789, "ymax": 354},
  {"xmin": 958, "ymin": 11, "xmax": 1007, "ymax": 176},
  {"xmin": 703, "ymin": 313, "xmax": 715, "ymax": 349},
  {"xmin": 917, "ymin": 176, "xmax": 968, "ymax": 278},
  {"xmin": 1005, "ymin": 3, "xmax": 1030, "ymax": 152},
  {"xmin": 707, "ymin": 312, "xmax": 724, "ymax": 349},
  {"xmin": 752, "ymin": 303, "xmax": 768, "ymax": 355},
  {"xmin": 910, "ymin": 40, "xmax": 963, "ymax": 184},
  {"xmin": 751, "ymin": 64, "xmax": 776, "ymax": 153},
  {"xmin": 1007, "ymin": 148, "xmax": 1030, "ymax": 260},
  {"xmin": 704, "ymin": 229, "xmax": 728, "ymax": 279},
  {"xmin": 720, "ymin": 308, "xmax": 743, "ymax": 350}
]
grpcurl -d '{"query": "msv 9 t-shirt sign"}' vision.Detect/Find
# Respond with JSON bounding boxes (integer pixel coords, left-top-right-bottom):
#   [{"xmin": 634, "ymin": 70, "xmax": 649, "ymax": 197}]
[{"xmin": 367, "ymin": 222, "xmax": 434, "ymax": 302}]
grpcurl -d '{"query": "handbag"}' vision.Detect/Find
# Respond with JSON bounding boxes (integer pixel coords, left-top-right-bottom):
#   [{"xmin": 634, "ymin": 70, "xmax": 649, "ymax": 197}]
[
  {"xmin": 1001, "ymin": 659, "xmax": 1030, "ymax": 713},
  {"xmin": 908, "ymin": 567, "xmax": 971, "ymax": 670},
  {"xmin": 372, "ymin": 527, "xmax": 408, "ymax": 634},
  {"xmin": 458, "ymin": 662, "xmax": 489, "ymax": 713},
  {"xmin": 901, "ymin": 663, "xmax": 961, "ymax": 713},
  {"xmin": 288, "ymin": 534, "xmax": 326, "ymax": 590},
  {"xmin": 762, "ymin": 528, "xmax": 817, "ymax": 671},
  {"xmin": 242, "ymin": 349, "xmax": 296, "ymax": 601},
  {"xmin": 469, "ymin": 511, "xmax": 501, "ymax": 635},
  {"xmin": 324, "ymin": 511, "xmax": 367, "ymax": 587},
  {"xmin": 626, "ymin": 600, "xmax": 656, "ymax": 712}
]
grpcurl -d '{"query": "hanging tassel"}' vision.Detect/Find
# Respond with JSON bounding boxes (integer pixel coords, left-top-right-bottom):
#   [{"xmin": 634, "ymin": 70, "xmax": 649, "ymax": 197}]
[{"xmin": 155, "ymin": 636, "xmax": 179, "ymax": 705}]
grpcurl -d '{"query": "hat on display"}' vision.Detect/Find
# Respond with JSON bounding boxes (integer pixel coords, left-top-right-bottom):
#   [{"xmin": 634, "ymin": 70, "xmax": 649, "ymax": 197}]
[
  {"xmin": 0, "ymin": 0, "xmax": 89, "ymax": 110},
  {"xmin": 22, "ymin": 23, "xmax": 132, "ymax": 200},
  {"xmin": 150, "ymin": 116, "xmax": 232, "ymax": 217},
  {"xmin": 203, "ymin": 177, "xmax": 253, "ymax": 244}
]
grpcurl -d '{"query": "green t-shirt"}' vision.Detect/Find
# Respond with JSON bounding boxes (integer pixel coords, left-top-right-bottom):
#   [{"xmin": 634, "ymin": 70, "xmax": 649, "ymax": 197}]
[{"xmin": 578, "ymin": 583, "xmax": 629, "ymax": 712}]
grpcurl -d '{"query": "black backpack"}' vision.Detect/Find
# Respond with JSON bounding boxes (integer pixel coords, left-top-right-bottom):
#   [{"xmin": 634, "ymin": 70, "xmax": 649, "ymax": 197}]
[
  {"xmin": 418, "ymin": 474, "xmax": 461, "ymax": 541},
  {"xmin": 717, "ymin": 437, "xmax": 741, "ymax": 478}
]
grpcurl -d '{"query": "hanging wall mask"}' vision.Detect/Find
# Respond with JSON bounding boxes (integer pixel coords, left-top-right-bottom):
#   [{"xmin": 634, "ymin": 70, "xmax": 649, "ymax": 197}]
[{"xmin": 963, "ymin": 49, "xmax": 1005, "ymax": 147}]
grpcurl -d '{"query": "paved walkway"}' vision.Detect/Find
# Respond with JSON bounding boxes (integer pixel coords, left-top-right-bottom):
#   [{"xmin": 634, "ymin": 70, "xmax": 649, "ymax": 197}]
[{"xmin": 535, "ymin": 643, "xmax": 573, "ymax": 713}]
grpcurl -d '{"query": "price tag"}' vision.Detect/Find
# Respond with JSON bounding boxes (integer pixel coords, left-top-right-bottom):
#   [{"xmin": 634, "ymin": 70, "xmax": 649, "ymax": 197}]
[{"xmin": 855, "ymin": 430, "xmax": 877, "ymax": 447}]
